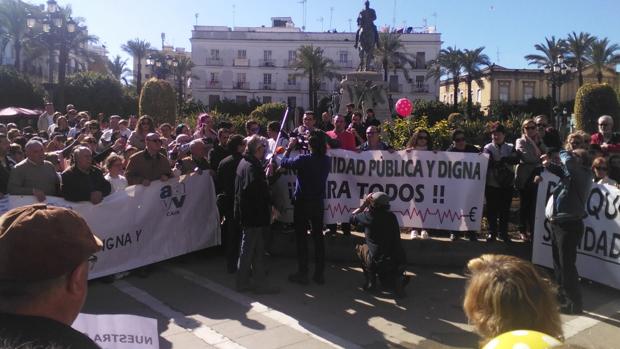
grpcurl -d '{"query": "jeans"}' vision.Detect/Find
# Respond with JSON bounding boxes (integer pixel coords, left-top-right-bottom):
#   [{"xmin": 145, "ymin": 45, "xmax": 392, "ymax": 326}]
[
  {"xmin": 485, "ymin": 186, "xmax": 513, "ymax": 238},
  {"xmin": 236, "ymin": 226, "xmax": 268, "ymax": 290},
  {"xmin": 293, "ymin": 199, "xmax": 325, "ymax": 276},
  {"xmin": 551, "ymin": 219, "xmax": 584, "ymax": 308}
]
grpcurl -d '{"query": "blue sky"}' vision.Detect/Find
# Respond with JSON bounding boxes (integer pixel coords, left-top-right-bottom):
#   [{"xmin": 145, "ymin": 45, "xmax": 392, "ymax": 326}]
[{"xmin": 66, "ymin": 0, "xmax": 620, "ymax": 70}]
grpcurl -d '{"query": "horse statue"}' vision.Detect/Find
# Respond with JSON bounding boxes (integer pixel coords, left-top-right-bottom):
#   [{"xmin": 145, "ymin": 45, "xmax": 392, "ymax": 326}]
[{"xmin": 354, "ymin": 1, "xmax": 379, "ymax": 71}]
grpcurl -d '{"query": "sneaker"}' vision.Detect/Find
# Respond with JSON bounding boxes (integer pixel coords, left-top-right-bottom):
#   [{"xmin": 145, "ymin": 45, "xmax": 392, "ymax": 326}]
[
  {"xmin": 288, "ymin": 272, "xmax": 309, "ymax": 285},
  {"xmin": 486, "ymin": 233, "xmax": 496, "ymax": 243},
  {"xmin": 420, "ymin": 230, "xmax": 429, "ymax": 239},
  {"xmin": 410, "ymin": 230, "xmax": 419, "ymax": 239},
  {"xmin": 449, "ymin": 233, "xmax": 459, "ymax": 241}
]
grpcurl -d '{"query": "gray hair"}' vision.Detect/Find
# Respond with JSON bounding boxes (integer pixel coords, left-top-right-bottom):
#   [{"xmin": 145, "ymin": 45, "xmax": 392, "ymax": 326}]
[
  {"xmin": 72, "ymin": 146, "xmax": 92, "ymax": 160},
  {"xmin": 245, "ymin": 135, "xmax": 267, "ymax": 155},
  {"xmin": 598, "ymin": 115, "xmax": 613, "ymax": 126},
  {"xmin": 24, "ymin": 139, "xmax": 43, "ymax": 152}
]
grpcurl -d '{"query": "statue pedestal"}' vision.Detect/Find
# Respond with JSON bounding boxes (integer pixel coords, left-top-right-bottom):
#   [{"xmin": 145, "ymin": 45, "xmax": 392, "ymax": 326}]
[{"xmin": 338, "ymin": 71, "xmax": 391, "ymax": 121}]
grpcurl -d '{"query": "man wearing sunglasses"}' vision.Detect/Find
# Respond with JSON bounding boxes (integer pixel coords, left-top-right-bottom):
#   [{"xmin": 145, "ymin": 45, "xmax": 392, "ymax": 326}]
[
  {"xmin": 0, "ymin": 205, "xmax": 102, "ymax": 348},
  {"xmin": 125, "ymin": 133, "xmax": 173, "ymax": 186},
  {"xmin": 590, "ymin": 115, "xmax": 620, "ymax": 154}
]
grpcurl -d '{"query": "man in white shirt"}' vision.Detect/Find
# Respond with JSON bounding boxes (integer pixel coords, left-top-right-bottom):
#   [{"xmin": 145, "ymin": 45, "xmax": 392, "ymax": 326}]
[{"xmin": 37, "ymin": 103, "xmax": 55, "ymax": 132}]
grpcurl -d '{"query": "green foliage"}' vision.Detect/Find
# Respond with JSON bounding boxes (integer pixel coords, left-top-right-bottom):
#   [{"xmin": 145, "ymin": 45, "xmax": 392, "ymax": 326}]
[
  {"xmin": 411, "ymin": 99, "xmax": 452, "ymax": 124},
  {"xmin": 139, "ymin": 78, "xmax": 177, "ymax": 125},
  {"xmin": 447, "ymin": 112, "xmax": 465, "ymax": 126},
  {"xmin": 211, "ymin": 98, "xmax": 261, "ymax": 116},
  {"xmin": 63, "ymin": 71, "xmax": 123, "ymax": 116},
  {"xmin": 574, "ymin": 83, "xmax": 620, "ymax": 132},
  {"xmin": 0, "ymin": 66, "xmax": 43, "ymax": 108},
  {"xmin": 250, "ymin": 102, "xmax": 287, "ymax": 122},
  {"xmin": 121, "ymin": 87, "xmax": 138, "ymax": 116}
]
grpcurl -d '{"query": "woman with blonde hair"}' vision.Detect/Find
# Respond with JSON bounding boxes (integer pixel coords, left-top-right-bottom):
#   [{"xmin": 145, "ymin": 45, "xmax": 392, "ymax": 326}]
[
  {"xmin": 463, "ymin": 254, "xmax": 563, "ymax": 347},
  {"xmin": 515, "ymin": 119, "xmax": 543, "ymax": 242},
  {"xmin": 128, "ymin": 115, "xmax": 155, "ymax": 150}
]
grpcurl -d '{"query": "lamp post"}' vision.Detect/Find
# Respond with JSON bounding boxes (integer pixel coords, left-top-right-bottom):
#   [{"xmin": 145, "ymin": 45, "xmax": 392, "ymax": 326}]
[
  {"xmin": 145, "ymin": 54, "xmax": 177, "ymax": 80},
  {"xmin": 543, "ymin": 54, "xmax": 576, "ymax": 130},
  {"xmin": 26, "ymin": 0, "xmax": 81, "ymax": 104}
]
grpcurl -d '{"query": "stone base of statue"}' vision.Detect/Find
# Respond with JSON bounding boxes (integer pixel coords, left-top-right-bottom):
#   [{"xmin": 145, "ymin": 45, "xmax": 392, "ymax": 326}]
[{"xmin": 338, "ymin": 71, "xmax": 391, "ymax": 121}]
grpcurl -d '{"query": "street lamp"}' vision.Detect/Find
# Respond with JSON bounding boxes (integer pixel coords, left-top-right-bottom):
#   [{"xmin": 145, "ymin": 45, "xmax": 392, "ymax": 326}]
[
  {"xmin": 542, "ymin": 54, "xmax": 576, "ymax": 130},
  {"xmin": 146, "ymin": 54, "xmax": 178, "ymax": 79}
]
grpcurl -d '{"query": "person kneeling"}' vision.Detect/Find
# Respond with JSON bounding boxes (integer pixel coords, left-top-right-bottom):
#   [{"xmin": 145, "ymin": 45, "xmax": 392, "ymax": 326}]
[{"xmin": 350, "ymin": 192, "xmax": 408, "ymax": 298}]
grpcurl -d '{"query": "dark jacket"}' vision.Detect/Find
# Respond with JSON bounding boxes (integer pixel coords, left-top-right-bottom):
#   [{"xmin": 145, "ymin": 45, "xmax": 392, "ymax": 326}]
[
  {"xmin": 216, "ymin": 153, "xmax": 243, "ymax": 215},
  {"xmin": 351, "ymin": 207, "xmax": 406, "ymax": 265},
  {"xmin": 208, "ymin": 143, "xmax": 230, "ymax": 175},
  {"xmin": 178, "ymin": 155, "xmax": 209, "ymax": 175},
  {"xmin": 281, "ymin": 152, "xmax": 330, "ymax": 201},
  {"xmin": 447, "ymin": 143, "xmax": 479, "ymax": 153},
  {"xmin": 234, "ymin": 155, "xmax": 271, "ymax": 228},
  {"xmin": 0, "ymin": 156, "xmax": 15, "ymax": 194},
  {"xmin": 125, "ymin": 150, "xmax": 173, "ymax": 185},
  {"xmin": 547, "ymin": 150, "xmax": 593, "ymax": 222},
  {"xmin": 61, "ymin": 165, "xmax": 112, "ymax": 202}
]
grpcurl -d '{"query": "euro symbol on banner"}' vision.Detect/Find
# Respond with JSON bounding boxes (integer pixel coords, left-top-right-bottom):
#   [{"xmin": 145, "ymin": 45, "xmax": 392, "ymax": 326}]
[{"xmin": 467, "ymin": 207, "xmax": 478, "ymax": 222}]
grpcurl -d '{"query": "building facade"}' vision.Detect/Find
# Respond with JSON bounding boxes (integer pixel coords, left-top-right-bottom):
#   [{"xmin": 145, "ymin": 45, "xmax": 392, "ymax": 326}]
[
  {"xmin": 190, "ymin": 17, "xmax": 441, "ymax": 111},
  {"xmin": 439, "ymin": 64, "xmax": 620, "ymax": 115}
]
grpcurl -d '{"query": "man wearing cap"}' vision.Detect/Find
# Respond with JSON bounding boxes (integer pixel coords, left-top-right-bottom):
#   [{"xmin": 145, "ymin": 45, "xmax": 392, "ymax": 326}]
[
  {"xmin": 61, "ymin": 147, "xmax": 112, "ymax": 203},
  {"xmin": 125, "ymin": 133, "xmax": 173, "ymax": 186},
  {"xmin": 350, "ymin": 192, "xmax": 407, "ymax": 297},
  {"xmin": 8, "ymin": 139, "xmax": 60, "ymax": 202},
  {"xmin": 0, "ymin": 204, "xmax": 102, "ymax": 348}
]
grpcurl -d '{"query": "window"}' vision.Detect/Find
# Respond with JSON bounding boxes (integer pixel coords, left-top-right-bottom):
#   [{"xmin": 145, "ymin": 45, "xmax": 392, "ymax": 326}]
[
  {"xmin": 287, "ymin": 74, "xmax": 296, "ymax": 85},
  {"xmin": 209, "ymin": 72, "xmax": 219, "ymax": 83},
  {"xmin": 523, "ymin": 82, "xmax": 535, "ymax": 101},
  {"xmin": 210, "ymin": 49, "xmax": 220, "ymax": 59},
  {"xmin": 264, "ymin": 50, "xmax": 272, "ymax": 60},
  {"xmin": 263, "ymin": 73, "xmax": 272, "ymax": 85},
  {"xmin": 263, "ymin": 96, "xmax": 272, "ymax": 104},
  {"xmin": 237, "ymin": 73, "xmax": 246, "ymax": 82},
  {"xmin": 339, "ymin": 51, "xmax": 349, "ymax": 63},
  {"xmin": 288, "ymin": 50, "xmax": 297, "ymax": 62},
  {"xmin": 287, "ymin": 96, "xmax": 297, "ymax": 108},
  {"xmin": 476, "ymin": 89, "xmax": 482, "ymax": 103},
  {"xmin": 458, "ymin": 89, "xmax": 464, "ymax": 102},
  {"xmin": 236, "ymin": 95, "xmax": 247, "ymax": 104},
  {"xmin": 415, "ymin": 75, "xmax": 425, "ymax": 88},
  {"xmin": 415, "ymin": 52, "xmax": 426, "ymax": 69},
  {"xmin": 237, "ymin": 50, "xmax": 246, "ymax": 59},
  {"xmin": 499, "ymin": 81, "xmax": 511, "ymax": 101}
]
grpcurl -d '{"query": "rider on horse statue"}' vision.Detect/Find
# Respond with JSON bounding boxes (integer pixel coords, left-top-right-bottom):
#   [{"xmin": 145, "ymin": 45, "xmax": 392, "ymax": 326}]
[{"xmin": 354, "ymin": 0, "xmax": 379, "ymax": 50}]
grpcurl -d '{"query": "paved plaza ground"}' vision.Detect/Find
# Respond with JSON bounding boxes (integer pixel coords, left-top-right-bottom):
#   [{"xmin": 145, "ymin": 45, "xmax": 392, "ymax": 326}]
[{"xmin": 83, "ymin": 238, "xmax": 620, "ymax": 349}]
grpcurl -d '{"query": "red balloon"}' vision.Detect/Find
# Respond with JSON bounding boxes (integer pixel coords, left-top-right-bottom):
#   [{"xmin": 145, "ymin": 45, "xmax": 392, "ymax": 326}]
[{"xmin": 395, "ymin": 98, "xmax": 413, "ymax": 117}]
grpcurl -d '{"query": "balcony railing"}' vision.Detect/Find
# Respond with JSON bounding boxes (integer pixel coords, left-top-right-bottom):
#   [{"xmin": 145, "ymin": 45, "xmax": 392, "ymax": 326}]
[
  {"xmin": 206, "ymin": 81, "xmax": 222, "ymax": 89},
  {"xmin": 206, "ymin": 57, "xmax": 223, "ymax": 66},
  {"xmin": 284, "ymin": 59, "xmax": 297, "ymax": 67},
  {"xmin": 233, "ymin": 58, "xmax": 250, "ymax": 67},
  {"xmin": 260, "ymin": 83, "xmax": 276, "ymax": 90},
  {"xmin": 233, "ymin": 81, "xmax": 249, "ymax": 89},
  {"xmin": 259, "ymin": 59, "xmax": 276, "ymax": 67},
  {"xmin": 412, "ymin": 83, "xmax": 430, "ymax": 93},
  {"xmin": 338, "ymin": 60, "xmax": 354, "ymax": 69}
]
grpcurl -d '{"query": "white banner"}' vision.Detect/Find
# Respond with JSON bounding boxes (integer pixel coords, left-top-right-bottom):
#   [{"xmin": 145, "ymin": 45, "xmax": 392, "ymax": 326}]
[
  {"xmin": 533, "ymin": 172, "xmax": 620, "ymax": 290},
  {"xmin": 72, "ymin": 314, "xmax": 159, "ymax": 349},
  {"xmin": 273, "ymin": 149, "xmax": 489, "ymax": 231},
  {"xmin": 1, "ymin": 173, "xmax": 221, "ymax": 279}
]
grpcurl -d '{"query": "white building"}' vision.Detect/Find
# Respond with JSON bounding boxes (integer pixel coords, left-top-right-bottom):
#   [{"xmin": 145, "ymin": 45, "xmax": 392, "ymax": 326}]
[{"xmin": 191, "ymin": 17, "xmax": 441, "ymax": 111}]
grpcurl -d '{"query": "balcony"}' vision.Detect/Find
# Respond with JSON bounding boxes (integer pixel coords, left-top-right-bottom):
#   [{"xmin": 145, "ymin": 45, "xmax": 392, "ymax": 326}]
[
  {"xmin": 259, "ymin": 59, "xmax": 276, "ymax": 67},
  {"xmin": 260, "ymin": 83, "xmax": 277, "ymax": 90},
  {"xmin": 233, "ymin": 81, "xmax": 249, "ymax": 89},
  {"xmin": 412, "ymin": 83, "xmax": 430, "ymax": 93},
  {"xmin": 233, "ymin": 58, "xmax": 250, "ymax": 67},
  {"xmin": 283, "ymin": 59, "xmax": 297, "ymax": 67},
  {"xmin": 284, "ymin": 83, "xmax": 301, "ymax": 91},
  {"xmin": 338, "ymin": 60, "xmax": 354, "ymax": 69},
  {"xmin": 206, "ymin": 57, "xmax": 223, "ymax": 66},
  {"xmin": 206, "ymin": 81, "xmax": 222, "ymax": 89}
]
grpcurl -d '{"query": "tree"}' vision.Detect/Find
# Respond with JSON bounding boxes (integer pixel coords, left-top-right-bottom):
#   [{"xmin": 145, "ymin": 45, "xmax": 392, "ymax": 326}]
[
  {"xmin": 587, "ymin": 37, "xmax": 620, "ymax": 83},
  {"xmin": 250, "ymin": 102, "xmax": 287, "ymax": 122},
  {"xmin": 427, "ymin": 46, "xmax": 462, "ymax": 109},
  {"xmin": 122, "ymin": 38, "xmax": 151, "ymax": 95},
  {"xmin": 0, "ymin": 66, "xmax": 44, "ymax": 108},
  {"xmin": 107, "ymin": 55, "xmax": 131, "ymax": 84},
  {"xmin": 62, "ymin": 71, "xmax": 124, "ymax": 116},
  {"xmin": 139, "ymin": 78, "xmax": 177, "ymax": 125},
  {"xmin": 292, "ymin": 45, "xmax": 338, "ymax": 111},
  {"xmin": 574, "ymin": 83, "xmax": 620, "ymax": 132},
  {"xmin": 460, "ymin": 47, "xmax": 491, "ymax": 118},
  {"xmin": 564, "ymin": 31, "xmax": 595, "ymax": 87},
  {"xmin": 0, "ymin": 0, "xmax": 36, "ymax": 71},
  {"xmin": 525, "ymin": 36, "xmax": 567, "ymax": 106},
  {"xmin": 374, "ymin": 32, "xmax": 415, "ymax": 85},
  {"xmin": 172, "ymin": 56, "xmax": 195, "ymax": 113}
]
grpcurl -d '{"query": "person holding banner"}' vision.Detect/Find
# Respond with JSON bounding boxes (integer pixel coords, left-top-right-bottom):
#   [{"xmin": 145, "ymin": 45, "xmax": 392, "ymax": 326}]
[
  {"xmin": 61, "ymin": 147, "xmax": 112, "ymax": 204},
  {"xmin": 281, "ymin": 131, "xmax": 331, "ymax": 285},
  {"xmin": 8, "ymin": 139, "xmax": 60, "ymax": 202},
  {"xmin": 544, "ymin": 149, "xmax": 592, "ymax": 314},
  {"xmin": 0, "ymin": 205, "xmax": 102, "ymax": 348},
  {"xmin": 406, "ymin": 129, "xmax": 434, "ymax": 239},
  {"xmin": 515, "ymin": 119, "xmax": 543, "ymax": 242},
  {"xmin": 125, "ymin": 133, "xmax": 173, "ymax": 186}
]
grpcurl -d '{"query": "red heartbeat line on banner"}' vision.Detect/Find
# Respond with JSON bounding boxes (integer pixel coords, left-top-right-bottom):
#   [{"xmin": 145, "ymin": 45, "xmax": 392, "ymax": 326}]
[{"xmin": 324, "ymin": 203, "xmax": 470, "ymax": 223}]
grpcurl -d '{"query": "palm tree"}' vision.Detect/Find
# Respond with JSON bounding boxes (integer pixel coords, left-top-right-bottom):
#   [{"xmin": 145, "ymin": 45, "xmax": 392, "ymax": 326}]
[
  {"xmin": 460, "ymin": 47, "xmax": 491, "ymax": 117},
  {"xmin": 0, "ymin": 0, "xmax": 36, "ymax": 71},
  {"xmin": 426, "ymin": 46, "xmax": 462, "ymax": 109},
  {"xmin": 292, "ymin": 45, "xmax": 338, "ymax": 111},
  {"xmin": 588, "ymin": 37, "xmax": 620, "ymax": 83},
  {"xmin": 172, "ymin": 56, "xmax": 195, "ymax": 110},
  {"xmin": 374, "ymin": 32, "xmax": 415, "ymax": 87},
  {"xmin": 107, "ymin": 55, "xmax": 131, "ymax": 84},
  {"xmin": 55, "ymin": 7, "xmax": 98, "ymax": 88},
  {"xmin": 525, "ymin": 36, "xmax": 567, "ymax": 106},
  {"xmin": 564, "ymin": 31, "xmax": 595, "ymax": 86},
  {"xmin": 122, "ymin": 38, "xmax": 151, "ymax": 95}
]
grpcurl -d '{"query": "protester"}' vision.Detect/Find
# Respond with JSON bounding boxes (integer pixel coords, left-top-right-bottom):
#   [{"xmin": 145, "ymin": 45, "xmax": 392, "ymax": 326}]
[
  {"xmin": 325, "ymin": 114, "xmax": 356, "ymax": 237},
  {"xmin": 128, "ymin": 115, "xmax": 156, "ymax": 150},
  {"xmin": 344, "ymin": 103, "xmax": 355, "ymax": 124},
  {"xmin": 0, "ymin": 134, "xmax": 15, "ymax": 196},
  {"xmin": 175, "ymin": 123, "xmax": 191, "ymax": 138},
  {"xmin": 209, "ymin": 128, "xmax": 231, "ymax": 172},
  {"xmin": 118, "ymin": 119, "xmax": 132, "ymax": 139},
  {"xmin": 592, "ymin": 157, "xmax": 617, "ymax": 186},
  {"xmin": 177, "ymin": 139, "xmax": 210, "ymax": 175},
  {"xmin": 61, "ymin": 147, "xmax": 112, "ymax": 204},
  {"xmin": 544, "ymin": 148, "xmax": 592, "ymax": 314},
  {"xmin": 483, "ymin": 124, "xmax": 519, "ymax": 243},
  {"xmin": 216, "ymin": 135, "xmax": 245, "ymax": 273},
  {"xmin": 8, "ymin": 140, "xmax": 60, "ymax": 202},
  {"xmin": 363, "ymin": 108, "xmax": 381, "ymax": 128},
  {"xmin": 125, "ymin": 133, "xmax": 173, "ymax": 186},
  {"xmin": 515, "ymin": 119, "xmax": 543, "ymax": 242},
  {"xmin": 348, "ymin": 111, "xmax": 366, "ymax": 145},
  {"xmin": 350, "ymin": 192, "xmax": 407, "ymax": 298},
  {"xmin": 463, "ymin": 254, "xmax": 563, "ymax": 347},
  {"xmin": 37, "ymin": 102, "xmax": 55, "ymax": 132},
  {"xmin": 446, "ymin": 129, "xmax": 479, "ymax": 241},
  {"xmin": 534, "ymin": 115, "xmax": 549, "ymax": 148},
  {"xmin": 590, "ymin": 115, "xmax": 620, "ymax": 154},
  {"xmin": 158, "ymin": 123, "xmax": 174, "ymax": 148},
  {"xmin": 245, "ymin": 119, "xmax": 260, "ymax": 138},
  {"xmin": 8, "ymin": 143, "xmax": 24, "ymax": 164},
  {"xmin": 281, "ymin": 130, "xmax": 330, "ymax": 285},
  {"xmin": 359, "ymin": 126, "xmax": 393, "ymax": 151},
  {"xmin": 294, "ymin": 111, "xmax": 316, "ymax": 135},
  {"xmin": 266, "ymin": 121, "xmax": 288, "ymax": 154},
  {"xmin": 406, "ymin": 129, "xmax": 433, "ymax": 239},
  {"xmin": 319, "ymin": 111, "xmax": 334, "ymax": 132},
  {"xmin": 48, "ymin": 116, "xmax": 70, "ymax": 137},
  {"xmin": 0, "ymin": 204, "xmax": 102, "ymax": 348},
  {"xmin": 104, "ymin": 153, "xmax": 128, "ymax": 193},
  {"xmin": 234, "ymin": 135, "xmax": 279, "ymax": 294},
  {"xmin": 99, "ymin": 115, "xmax": 121, "ymax": 148}
]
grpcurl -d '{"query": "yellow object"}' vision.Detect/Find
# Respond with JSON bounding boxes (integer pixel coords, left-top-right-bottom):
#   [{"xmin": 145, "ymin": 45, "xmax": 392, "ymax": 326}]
[{"xmin": 483, "ymin": 330, "xmax": 562, "ymax": 349}]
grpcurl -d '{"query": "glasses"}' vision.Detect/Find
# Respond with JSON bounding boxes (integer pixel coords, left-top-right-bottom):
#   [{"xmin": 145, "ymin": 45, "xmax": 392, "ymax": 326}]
[
  {"xmin": 88, "ymin": 254, "xmax": 98, "ymax": 271},
  {"xmin": 366, "ymin": 131, "xmax": 377, "ymax": 135},
  {"xmin": 454, "ymin": 137, "xmax": 466, "ymax": 142}
]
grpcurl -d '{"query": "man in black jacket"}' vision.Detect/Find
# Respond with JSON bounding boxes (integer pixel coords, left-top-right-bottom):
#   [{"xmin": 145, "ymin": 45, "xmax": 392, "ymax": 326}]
[
  {"xmin": 0, "ymin": 134, "xmax": 15, "ymax": 196},
  {"xmin": 216, "ymin": 135, "xmax": 245, "ymax": 273},
  {"xmin": 234, "ymin": 135, "xmax": 278, "ymax": 294},
  {"xmin": 61, "ymin": 146, "xmax": 111, "ymax": 204},
  {"xmin": 208, "ymin": 128, "xmax": 231, "ymax": 173}
]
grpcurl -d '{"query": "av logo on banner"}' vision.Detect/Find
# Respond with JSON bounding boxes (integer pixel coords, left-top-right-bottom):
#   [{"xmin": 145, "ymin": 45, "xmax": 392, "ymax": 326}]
[{"xmin": 160, "ymin": 183, "xmax": 187, "ymax": 215}]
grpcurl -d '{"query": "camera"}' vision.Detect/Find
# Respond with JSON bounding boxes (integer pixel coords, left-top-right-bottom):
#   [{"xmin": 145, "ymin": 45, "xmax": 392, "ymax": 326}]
[{"xmin": 289, "ymin": 129, "xmax": 309, "ymax": 151}]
